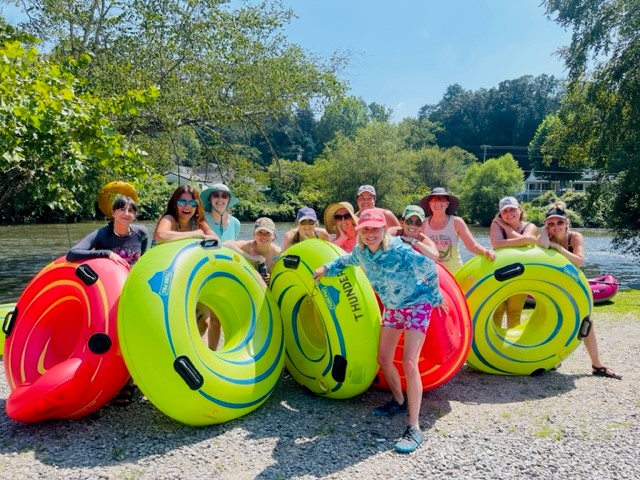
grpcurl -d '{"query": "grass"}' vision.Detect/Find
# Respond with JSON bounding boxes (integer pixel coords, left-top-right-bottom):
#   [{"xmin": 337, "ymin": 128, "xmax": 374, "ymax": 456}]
[{"xmin": 593, "ymin": 289, "xmax": 640, "ymax": 316}]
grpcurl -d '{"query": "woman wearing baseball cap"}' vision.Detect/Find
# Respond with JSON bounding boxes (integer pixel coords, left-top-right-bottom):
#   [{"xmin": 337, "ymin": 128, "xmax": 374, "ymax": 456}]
[
  {"xmin": 282, "ymin": 206, "xmax": 329, "ymax": 251},
  {"xmin": 225, "ymin": 217, "xmax": 281, "ymax": 286},
  {"xmin": 314, "ymin": 208, "xmax": 446, "ymax": 454},
  {"xmin": 489, "ymin": 196, "xmax": 538, "ymax": 329}
]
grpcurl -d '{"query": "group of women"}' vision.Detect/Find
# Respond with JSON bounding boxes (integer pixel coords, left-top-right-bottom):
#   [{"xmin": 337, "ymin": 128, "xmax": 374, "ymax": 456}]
[{"xmin": 66, "ymin": 181, "xmax": 621, "ymax": 440}]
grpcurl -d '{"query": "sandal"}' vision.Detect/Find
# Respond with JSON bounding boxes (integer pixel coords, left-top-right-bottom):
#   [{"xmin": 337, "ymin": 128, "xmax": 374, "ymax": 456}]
[
  {"xmin": 592, "ymin": 365, "xmax": 622, "ymax": 380},
  {"xmin": 110, "ymin": 383, "xmax": 135, "ymax": 407}
]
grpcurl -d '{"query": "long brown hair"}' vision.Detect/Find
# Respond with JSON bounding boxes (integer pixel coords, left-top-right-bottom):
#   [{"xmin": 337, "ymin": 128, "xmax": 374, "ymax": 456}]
[{"xmin": 158, "ymin": 185, "xmax": 206, "ymax": 230}]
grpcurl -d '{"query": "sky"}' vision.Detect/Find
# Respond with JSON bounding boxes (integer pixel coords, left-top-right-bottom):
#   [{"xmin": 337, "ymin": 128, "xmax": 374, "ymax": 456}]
[
  {"xmin": 282, "ymin": 0, "xmax": 572, "ymax": 121},
  {"xmin": 1, "ymin": 1, "xmax": 572, "ymax": 123}
]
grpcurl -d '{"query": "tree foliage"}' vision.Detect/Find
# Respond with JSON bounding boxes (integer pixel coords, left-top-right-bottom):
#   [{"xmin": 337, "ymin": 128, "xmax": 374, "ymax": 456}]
[
  {"xmin": 456, "ymin": 154, "xmax": 525, "ymax": 226},
  {"xmin": 0, "ymin": 21, "xmax": 153, "ymax": 221},
  {"xmin": 424, "ymin": 75, "xmax": 563, "ymax": 169},
  {"xmin": 543, "ymin": 0, "xmax": 640, "ymax": 255}
]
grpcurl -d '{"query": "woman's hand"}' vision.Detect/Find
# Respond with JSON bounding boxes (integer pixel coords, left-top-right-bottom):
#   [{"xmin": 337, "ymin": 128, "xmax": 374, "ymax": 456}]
[
  {"xmin": 108, "ymin": 252, "xmax": 130, "ymax": 268},
  {"xmin": 483, "ymin": 247, "xmax": 496, "ymax": 261},
  {"xmin": 313, "ymin": 266, "xmax": 327, "ymax": 281}
]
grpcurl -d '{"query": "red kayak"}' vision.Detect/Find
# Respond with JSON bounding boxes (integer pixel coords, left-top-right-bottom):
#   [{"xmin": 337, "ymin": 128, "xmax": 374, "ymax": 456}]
[{"xmin": 589, "ymin": 274, "xmax": 619, "ymax": 304}]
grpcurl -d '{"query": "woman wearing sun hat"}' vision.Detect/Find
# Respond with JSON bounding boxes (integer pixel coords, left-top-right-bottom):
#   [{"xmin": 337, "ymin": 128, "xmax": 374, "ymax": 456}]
[
  {"xmin": 202, "ymin": 183, "xmax": 241, "ymax": 242},
  {"xmin": 282, "ymin": 207, "xmax": 330, "ymax": 251},
  {"xmin": 538, "ymin": 201, "xmax": 621, "ymax": 380},
  {"xmin": 323, "ymin": 201, "xmax": 359, "ymax": 252},
  {"xmin": 420, "ymin": 187, "xmax": 495, "ymax": 274}
]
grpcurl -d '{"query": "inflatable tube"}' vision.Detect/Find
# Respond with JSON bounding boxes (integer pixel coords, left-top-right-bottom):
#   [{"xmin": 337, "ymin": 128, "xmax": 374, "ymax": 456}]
[
  {"xmin": 3, "ymin": 257, "xmax": 130, "ymax": 422},
  {"xmin": 117, "ymin": 239, "xmax": 284, "ymax": 426},
  {"xmin": 455, "ymin": 246, "xmax": 592, "ymax": 376},
  {"xmin": 373, "ymin": 263, "xmax": 472, "ymax": 391},
  {"xmin": 0, "ymin": 303, "xmax": 16, "ymax": 356},
  {"xmin": 270, "ymin": 239, "xmax": 381, "ymax": 399}
]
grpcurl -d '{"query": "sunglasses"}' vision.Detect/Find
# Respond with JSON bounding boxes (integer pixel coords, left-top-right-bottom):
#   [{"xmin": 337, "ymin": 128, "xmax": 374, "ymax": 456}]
[
  {"xmin": 334, "ymin": 213, "xmax": 352, "ymax": 221},
  {"xmin": 115, "ymin": 207, "xmax": 136, "ymax": 214},
  {"xmin": 177, "ymin": 199, "xmax": 198, "ymax": 208},
  {"xmin": 405, "ymin": 219, "xmax": 423, "ymax": 227},
  {"xmin": 211, "ymin": 192, "xmax": 230, "ymax": 199},
  {"xmin": 299, "ymin": 219, "xmax": 315, "ymax": 225},
  {"xmin": 546, "ymin": 220, "xmax": 566, "ymax": 227}
]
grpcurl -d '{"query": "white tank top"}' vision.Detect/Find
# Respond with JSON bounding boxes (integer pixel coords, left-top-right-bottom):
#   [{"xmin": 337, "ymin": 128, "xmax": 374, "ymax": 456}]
[{"xmin": 423, "ymin": 215, "xmax": 463, "ymax": 273}]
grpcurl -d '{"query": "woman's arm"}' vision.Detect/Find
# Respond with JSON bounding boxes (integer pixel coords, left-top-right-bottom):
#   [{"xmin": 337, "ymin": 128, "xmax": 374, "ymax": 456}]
[
  {"xmin": 282, "ymin": 229, "xmax": 296, "ymax": 251},
  {"xmin": 455, "ymin": 216, "xmax": 496, "ymax": 260},
  {"xmin": 67, "ymin": 229, "xmax": 109, "ymax": 261},
  {"xmin": 548, "ymin": 231, "xmax": 585, "ymax": 267},
  {"xmin": 154, "ymin": 216, "xmax": 217, "ymax": 244},
  {"xmin": 490, "ymin": 219, "xmax": 537, "ymax": 249},
  {"xmin": 316, "ymin": 227, "xmax": 330, "ymax": 241}
]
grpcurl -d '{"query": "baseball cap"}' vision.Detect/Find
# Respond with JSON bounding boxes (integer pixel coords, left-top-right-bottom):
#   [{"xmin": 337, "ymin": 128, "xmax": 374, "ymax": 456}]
[
  {"xmin": 254, "ymin": 217, "xmax": 276, "ymax": 234},
  {"xmin": 499, "ymin": 197, "xmax": 520, "ymax": 212},
  {"xmin": 356, "ymin": 185, "xmax": 376, "ymax": 197},
  {"xmin": 355, "ymin": 208, "xmax": 387, "ymax": 230},
  {"xmin": 402, "ymin": 205, "xmax": 425, "ymax": 221},
  {"xmin": 296, "ymin": 206, "xmax": 318, "ymax": 223}
]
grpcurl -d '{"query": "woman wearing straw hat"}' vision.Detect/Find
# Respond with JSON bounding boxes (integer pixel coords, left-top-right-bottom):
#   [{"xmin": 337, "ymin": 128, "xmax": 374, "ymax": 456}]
[
  {"xmin": 420, "ymin": 187, "xmax": 495, "ymax": 274},
  {"xmin": 202, "ymin": 184, "xmax": 241, "ymax": 242},
  {"xmin": 323, "ymin": 201, "xmax": 359, "ymax": 252}
]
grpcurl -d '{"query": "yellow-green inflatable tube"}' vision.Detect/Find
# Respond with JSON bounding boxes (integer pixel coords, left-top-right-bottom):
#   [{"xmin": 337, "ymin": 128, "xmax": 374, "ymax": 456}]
[
  {"xmin": 455, "ymin": 246, "xmax": 591, "ymax": 376},
  {"xmin": 1, "ymin": 303, "xmax": 17, "ymax": 356},
  {"xmin": 117, "ymin": 239, "xmax": 284, "ymax": 426},
  {"xmin": 270, "ymin": 239, "xmax": 381, "ymax": 399}
]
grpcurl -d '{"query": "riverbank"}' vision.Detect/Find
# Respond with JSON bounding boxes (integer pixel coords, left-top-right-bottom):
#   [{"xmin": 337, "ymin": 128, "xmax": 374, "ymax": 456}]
[{"xmin": 0, "ymin": 292, "xmax": 638, "ymax": 479}]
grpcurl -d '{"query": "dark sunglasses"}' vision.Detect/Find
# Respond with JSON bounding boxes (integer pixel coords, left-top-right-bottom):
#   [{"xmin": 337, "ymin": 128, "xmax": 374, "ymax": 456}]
[
  {"xmin": 299, "ymin": 219, "xmax": 315, "ymax": 225},
  {"xmin": 211, "ymin": 192, "xmax": 230, "ymax": 199},
  {"xmin": 177, "ymin": 199, "xmax": 198, "ymax": 207},
  {"xmin": 405, "ymin": 219, "xmax": 423, "ymax": 227},
  {"xmin": 334, "ymin": 213, "xmax": 352, "ymax": 221},
  {"xmin": 546, "ymin": 220, "xmax": 566, "ymax": 227}
]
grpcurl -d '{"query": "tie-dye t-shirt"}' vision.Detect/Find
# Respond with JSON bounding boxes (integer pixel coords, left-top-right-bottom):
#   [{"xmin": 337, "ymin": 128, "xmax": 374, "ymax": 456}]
[{"xmin": 324, "ymin": 237, "xmax": 443, "ymax": 309}]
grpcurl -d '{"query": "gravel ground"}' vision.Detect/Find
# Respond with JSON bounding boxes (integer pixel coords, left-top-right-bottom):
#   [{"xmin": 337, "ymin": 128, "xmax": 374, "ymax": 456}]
[{"xmin": 0, "ymin": 309, "xmax": 638, "ymax": 480}]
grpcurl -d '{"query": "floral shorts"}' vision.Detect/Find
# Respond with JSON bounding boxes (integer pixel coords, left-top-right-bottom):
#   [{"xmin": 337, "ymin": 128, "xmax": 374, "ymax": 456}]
[{"xmin": 382, "ymin": 302, "xmax": 433, "ymax": 335}]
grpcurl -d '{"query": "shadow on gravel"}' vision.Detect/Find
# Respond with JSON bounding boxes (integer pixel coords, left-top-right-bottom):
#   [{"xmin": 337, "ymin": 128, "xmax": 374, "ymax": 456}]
[
  {"xmin": 249, "ymin": 373, "xmax": 452, "ymax": 479},
  {"xmin": 435, "ymin": 364, "xmax": 580, "ymax": 404},
  {"xmin": 0, "ymin": 371, "xmax": 450, "ymax": 476}
]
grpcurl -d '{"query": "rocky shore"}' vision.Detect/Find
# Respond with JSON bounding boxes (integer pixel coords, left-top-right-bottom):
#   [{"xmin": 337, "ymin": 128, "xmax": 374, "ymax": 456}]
[{"xmin": 0, "ymin": 310, "xmax": 637, "ymax": 480}]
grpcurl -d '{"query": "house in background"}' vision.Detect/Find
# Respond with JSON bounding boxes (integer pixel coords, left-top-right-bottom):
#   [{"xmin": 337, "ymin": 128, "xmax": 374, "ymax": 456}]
[
  {"xmin": 165, "ymin": 164, "xmax": 222, "ymax": 190},
  {"xmin": 517, "ymin": 170, "xmax": 598, "ymax": 202}
]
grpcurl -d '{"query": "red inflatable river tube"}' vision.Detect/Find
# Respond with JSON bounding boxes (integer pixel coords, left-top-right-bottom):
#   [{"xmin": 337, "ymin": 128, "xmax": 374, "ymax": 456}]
[
  {"xmin": 372, "ymin": 263, "xmax": 472, "ymax": 392},
  {"xmin": 3, "ymin": 257, "xmax": 130, "ymax": 422}
]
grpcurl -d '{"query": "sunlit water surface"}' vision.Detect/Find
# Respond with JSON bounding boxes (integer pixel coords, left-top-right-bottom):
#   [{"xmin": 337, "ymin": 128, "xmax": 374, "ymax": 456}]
[{"xmin": 0, "ymin": 222, "xmax": 638, "ymax": 303}]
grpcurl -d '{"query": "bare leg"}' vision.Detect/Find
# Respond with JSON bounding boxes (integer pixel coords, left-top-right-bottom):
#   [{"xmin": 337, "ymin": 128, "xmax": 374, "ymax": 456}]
[
  {"xmin": 493, "ymin": 302, "xmax": 506, "ymax": 328},
  {"xmin": 505, "ymin": 294, "xmax": 526, "ymax": 328},
  {"xmin": 582, "ymin": 323, "xmax": 603, "ymax": 367},
  {"xmin": 377, "ymin": 327, "xmax": 404, "ymax": 404},
  {"xmin": 402, "ymin": 329, "xmax": 426, "ymax": 428},
  {"xmin": 207, "ymin": 315, "xmax": 221, "ymax": 350}
]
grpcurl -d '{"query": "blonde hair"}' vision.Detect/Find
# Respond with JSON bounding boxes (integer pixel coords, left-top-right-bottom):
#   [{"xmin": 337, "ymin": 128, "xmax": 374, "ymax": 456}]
[{"xmin": 356, "ymin": 228, "xmax": 392, "ymax": 250}]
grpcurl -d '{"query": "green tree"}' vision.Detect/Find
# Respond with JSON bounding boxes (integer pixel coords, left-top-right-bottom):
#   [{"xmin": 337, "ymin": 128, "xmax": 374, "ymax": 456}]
[
  {"xmin": 310, "ymin": 122, "xmax": 413, "ymax": 214},
  {"xmin": 543, "ymin": 0, "xmax": 640, "ymax": 255},
  {"xmin": 456, "ymin": 154, "xmax": 525, "ymax": 226},
  {"xmin": 0, "ymin": 23, "xmax": 153, "ymax": 221},
  {"xmin": 415, "ymin": 146, "xmax": 476, "ymax": 191},
  {"xmin": 528, "ymin": 114, "xmax": 583, "ymax": 183},
  {"xmin": 12, "ymin": 0, "xmax": 346, "ymax": 175},
  {"xmin": 316, "ymin": 96, "xmax": 370, "ymax": 147}
]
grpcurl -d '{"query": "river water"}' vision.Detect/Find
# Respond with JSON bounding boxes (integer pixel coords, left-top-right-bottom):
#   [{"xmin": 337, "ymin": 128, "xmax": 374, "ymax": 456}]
[{"xmin": 1, "ymin": 222, "xmax": 638, "ymax": 303}]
